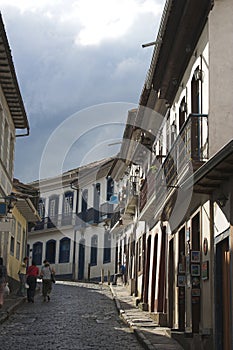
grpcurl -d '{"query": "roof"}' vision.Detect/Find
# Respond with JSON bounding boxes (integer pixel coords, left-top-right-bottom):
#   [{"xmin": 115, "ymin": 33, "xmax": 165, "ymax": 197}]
[
  {"xmin": 0, "ymin": 13, "xmax": 29, "ymax": 131},
  {"xmin": 15, "ymin": 198, "xmax": 41, "ymax": 223},
  {"xmin": 13, "ymin": 178, "xmax": 41, "ymax": 223},
  {"xmin": 29, "ymin": 157, "xmax": 116, "ymax": 191},
  {"xmin": 182, "ymin": 140, "xmax": 233, "ymax": 194},
  {"xmin": 140, "ymin": 0, "xmax": 213, "ymax": 110}
]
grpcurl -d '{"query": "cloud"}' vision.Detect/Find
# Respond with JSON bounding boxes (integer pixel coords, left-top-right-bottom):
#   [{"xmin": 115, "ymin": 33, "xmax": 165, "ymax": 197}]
[{"xmin": 0, "ymin": 0, "xmax": 165, "ymax": 182}]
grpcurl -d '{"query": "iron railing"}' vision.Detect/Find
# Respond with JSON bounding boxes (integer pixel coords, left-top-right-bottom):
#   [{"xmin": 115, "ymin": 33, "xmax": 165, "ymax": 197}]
[{"xmin": 139, "ymin": 113, "xmax": 208, "ymax": 212}]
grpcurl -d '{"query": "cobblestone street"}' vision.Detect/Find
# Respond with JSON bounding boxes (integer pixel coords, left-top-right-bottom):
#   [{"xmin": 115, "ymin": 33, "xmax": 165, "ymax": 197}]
[{"xmin": 0, "ymin": 282, "xmax": 144, "ymax": 350}]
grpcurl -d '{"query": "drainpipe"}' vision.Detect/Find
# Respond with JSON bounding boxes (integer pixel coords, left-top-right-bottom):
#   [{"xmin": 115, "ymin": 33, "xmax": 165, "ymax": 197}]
[
  {"xmin": 72, "ymin": 229, "xmax": 77, "ymax": 280},
  {"xmin": 209, "ymin": 196, "xmax": 215, "ymax": 349}
]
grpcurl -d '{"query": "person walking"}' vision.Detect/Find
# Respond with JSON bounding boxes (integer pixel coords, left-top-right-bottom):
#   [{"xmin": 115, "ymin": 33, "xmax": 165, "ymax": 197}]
[
  {"xmin": 40, "ymin": 260, "xmax": 55, "ymax": 302},
  {"xmin": 0, "ymin": 257, "xmax": 8, "ymax": 308},
  {"xmin": 17, "ymin": 256, "xmax": 28, "ymax": 297},
  {"xmin": 26, "ymin": 260, "xmax": 39, "ymax": 303}
]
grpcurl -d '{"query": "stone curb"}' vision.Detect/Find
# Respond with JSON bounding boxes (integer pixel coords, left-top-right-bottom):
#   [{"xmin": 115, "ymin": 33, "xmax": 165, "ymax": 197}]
[
  {"xmin": 109, "ymin": 284, "xmax": 156, "ymax": 350},
  {"xmin": 0, "ymin": 297, "xmax": 26, "ymax": 324}
]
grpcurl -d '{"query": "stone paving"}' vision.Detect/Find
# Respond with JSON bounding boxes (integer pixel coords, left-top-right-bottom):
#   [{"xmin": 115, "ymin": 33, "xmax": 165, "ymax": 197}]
[
  {"xmin": 0, "ymin": 281, "xmax": 144, "ymax": 350},
  {"xmin": 111, "ymin": 283, "xmax": 184, "ymax": 350}
]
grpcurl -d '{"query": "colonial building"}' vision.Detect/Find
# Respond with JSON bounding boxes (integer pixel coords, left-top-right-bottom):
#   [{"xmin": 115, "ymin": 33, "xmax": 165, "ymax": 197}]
[
  {"xmin": 110, "ymin": 1, "xmax": 233, "ymax": 350},
  {"xmin": 7, "ymin": 179, "xmax": 40, "ymax": 290},
  {"xmin": 28, "ymin": 158, "xmax": 117, "ymax": 282},
  {"xmin": 0, "ymin": 14, "xmax": 39, "ymax": 290}
]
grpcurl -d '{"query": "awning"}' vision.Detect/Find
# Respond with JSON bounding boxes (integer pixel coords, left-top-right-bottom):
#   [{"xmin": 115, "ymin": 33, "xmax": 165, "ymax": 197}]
[
  {"xmin": 0, "ymin": 14, "xmax": 29, "ymax": 131},
  {"xmin": 15, "ymin": 198, "xmax": 41, "ymax": 223},
  {"xmin": 182, "ymin": 140, "xmax": 233, "ymax": 194}
]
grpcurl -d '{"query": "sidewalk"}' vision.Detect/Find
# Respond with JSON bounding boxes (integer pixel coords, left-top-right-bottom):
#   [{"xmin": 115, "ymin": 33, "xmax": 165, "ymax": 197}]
[
  {"xmin": 110, "ymin": 283, "xmax": 184, "ymax": 350},
  {"xmin": 0, "ymin": 292, "xmax": 26, "ymax": 324}
]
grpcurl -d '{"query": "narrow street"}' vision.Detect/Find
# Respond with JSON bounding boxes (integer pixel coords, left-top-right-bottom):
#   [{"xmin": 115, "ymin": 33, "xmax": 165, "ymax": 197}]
[{"xmin": 0, "ymin": 282, "xmax": 144, "ymax": 350}]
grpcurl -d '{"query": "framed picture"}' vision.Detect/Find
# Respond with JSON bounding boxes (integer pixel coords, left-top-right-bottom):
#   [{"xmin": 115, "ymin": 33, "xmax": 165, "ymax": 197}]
[
  {"xmin": 192, "ymin": 276, "xmax": 200, "ymax": 288},
  {"xmin": 192, "ymin": 288, "xmax": 201, "ymax": 297},
  {"xmin": 177, "ymin": 275, "xmax": 186, "ymax": 287},
  {"xmin": 191, "ymin": 251, "xmax": 200, "ymax": 263},
  {"xmin": 191, "ymin": 264, "xmax": 200, "ymax": 276},
  {"xmin": 202, "ymin": 260, "xmax": 209, "ymax": 280},
  {"xmin": 179, "ymin": 263, "xmax": 186, "ymax": 274}
]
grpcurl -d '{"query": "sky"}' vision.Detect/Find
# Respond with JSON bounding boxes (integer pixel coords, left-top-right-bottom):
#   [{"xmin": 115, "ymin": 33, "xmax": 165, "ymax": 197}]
[{"xmin": 0, "ymin": 0, "xmax": 165, "ymax": 183}]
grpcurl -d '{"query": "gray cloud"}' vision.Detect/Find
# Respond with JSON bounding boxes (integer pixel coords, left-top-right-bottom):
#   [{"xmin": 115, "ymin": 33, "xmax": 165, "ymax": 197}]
[{"xmin": 1, "ymin": 1, "xmax": 165, "ymax": 182}]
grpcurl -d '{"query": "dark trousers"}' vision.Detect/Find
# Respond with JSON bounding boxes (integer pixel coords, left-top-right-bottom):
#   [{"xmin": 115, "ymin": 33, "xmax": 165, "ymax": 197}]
[{"xmin": 27, "ymin": 276, "xmax": 37, "ymax": 302}]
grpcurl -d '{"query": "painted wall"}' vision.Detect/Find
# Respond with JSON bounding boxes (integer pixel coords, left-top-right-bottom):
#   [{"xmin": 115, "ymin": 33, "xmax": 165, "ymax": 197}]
[{"xmin": 209, "ymin": 0, "xmax": 233, "ymax": 157}]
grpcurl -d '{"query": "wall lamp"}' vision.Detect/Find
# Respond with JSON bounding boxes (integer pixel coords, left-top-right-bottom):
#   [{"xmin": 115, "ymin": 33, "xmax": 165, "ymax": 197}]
[
  {"xmin": 217, "ymin": 194, "xmax": 228, "ymax": 208},
  {"xmin": 194, "ymin": 68, "xmax": 204, "ymax": 82}
]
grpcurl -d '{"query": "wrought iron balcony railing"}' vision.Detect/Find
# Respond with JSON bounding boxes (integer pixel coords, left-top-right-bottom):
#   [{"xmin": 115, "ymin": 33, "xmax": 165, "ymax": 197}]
[
  {"xmin": 30, "ymin": 204, "xmax": 114, "ymax": 232},
  {"xmin": 139, "ymin": 113, "xmax": 208, "ymax": 212}
]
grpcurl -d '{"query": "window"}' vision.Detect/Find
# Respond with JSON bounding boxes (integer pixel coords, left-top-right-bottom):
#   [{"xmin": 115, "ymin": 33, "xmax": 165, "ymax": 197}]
[
  {"xmin": 38, "ymin": 198, "xmax": 45, "ymax": 219},
  {"xmin": 59, "ymin": 237, "xmax": 70, "ymax": 263},
  {"xmin": 90, "ymin": 235, "xmax": 98, "ymax": 266},
  {"xmin": 3, "ymin": 119, "xmax": 9, "ymax": 169},
  {"xmin": 106, "ymin": 177, "xmax": 114, "ymax": 201},
  {"xmin": 46, "ymin": 240, "xmax": 56, "ymax": 264},
  {"xmin": 32, "ymin": 242, "xmax": 43, "ymax": 265},
  {"xmin": 22, "ymin": 228, "xmax": 27, "ymax": 258},
  {"xmin": 10, "ymin": 218, "xmax": 16, "ymax": 256},
  {"xmin": 82, "ymin": 189, "xmax": 88, "ymax": 212},
  {"xmin": 63, "ymin": 191, "xmax": 73, "ymax": 216},
  {"xmin": 48, "ymin": 195, "xmax": 59, "ymax": 228},
  {"xmin": 0, "ymin": 110, "xmax": 3, "ymax": 158},
  {"xmin": 16, "ymin": 222, "xmax": 21, "ymax": 260},
  {"xmin": 103, "ymin": 231, "xmax": 111, "ymax": 263},
  {"xmin": 81, "ymin": 189, "xmax": 88, "ymax": 222},
  {"xmin": 179, "ymin": 97, "xmax": 187, "ymax": 131},
  {"xmin": 93, "ymin": 183, "xmax": 100, "ymax": 224},
  {"xmin": 10, "ymin": 236, "xmax": 15, "ymax": 255},
  {"xmin": 138, "ymin": 237, "xmax": 142, "ymax": 272},
  {"xmin": 49, "ymin": 196, "xmax": 58, "ymax": 217},
  {"xmin": 9, "ymin": 135, "xmax": 14, "ymax": 177}
]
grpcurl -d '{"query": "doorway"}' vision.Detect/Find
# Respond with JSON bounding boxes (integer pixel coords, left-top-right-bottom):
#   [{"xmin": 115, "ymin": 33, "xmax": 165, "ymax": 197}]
[
  {"xmin": 215, "ymin": 237, "xmax": 230, "ymax": 350},
  {"xmin": 151, "ymin": 235, "xmax": 158, "ymax": 312},
  {"xmin": 78, "ymin": 239, "xmax": 85, "ymax": 280},
  {"xmin": 168, "ymin": 238, "xmax": 174, "ymax": 327},
  {"xmin": 178, "ymin": 227, "xmax": 185, "ymax": 331},
  {"xmin": 143, "ymin": 235, "xmax": 151, "ymax": 307}
]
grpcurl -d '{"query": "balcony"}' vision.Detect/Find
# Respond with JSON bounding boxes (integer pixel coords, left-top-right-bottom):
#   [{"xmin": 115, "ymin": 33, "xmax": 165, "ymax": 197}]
[
  {"xmin": 100, "ymin": 202, "xmax": 114, "ymax": 219},
  {"xmin": 124, "ymin": 178, "xmax": 140, "ymax": 215},
  {"xmin": 31, "ymin": 214, "xmax": 75, "ymax": 231},
  {"xmin": 30, "ymin": 203, "xmax": 116, "ymax": 232},
  {"xmin": 139, "ymin": 113, "xmax": 208, "ymax": 216}
]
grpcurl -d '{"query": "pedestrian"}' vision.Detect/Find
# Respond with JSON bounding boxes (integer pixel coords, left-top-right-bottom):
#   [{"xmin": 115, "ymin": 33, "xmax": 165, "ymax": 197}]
[
  {"xmin": 17, "ymin": 256, "xmax": 28, "ymax": 297},
  {"xmin": 120, "ymin": 263, "xmax": 127, "ymax": 285},
  {"xmin": 40, "ymin": 259, "xmax": 55, "ymax": 302},
  {"xmin": 26, "ymin": 260, "xmax": 39, "ymax": 303},
  {"xmin": 0, "ymin": 257, "xmax": 8, "ymax": 308}
]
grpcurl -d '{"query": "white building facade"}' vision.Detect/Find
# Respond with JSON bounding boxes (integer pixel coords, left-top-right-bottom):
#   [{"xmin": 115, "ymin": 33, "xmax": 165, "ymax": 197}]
[{"xmin": 28, "ymin": 158, "xmax": 117, "ymax": 282}]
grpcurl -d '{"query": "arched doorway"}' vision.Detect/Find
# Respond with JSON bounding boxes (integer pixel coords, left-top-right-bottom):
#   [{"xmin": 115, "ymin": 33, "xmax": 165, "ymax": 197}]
[{"xmin": 151, "ymin": 235, "xmax": 158, "ymax": 312}]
